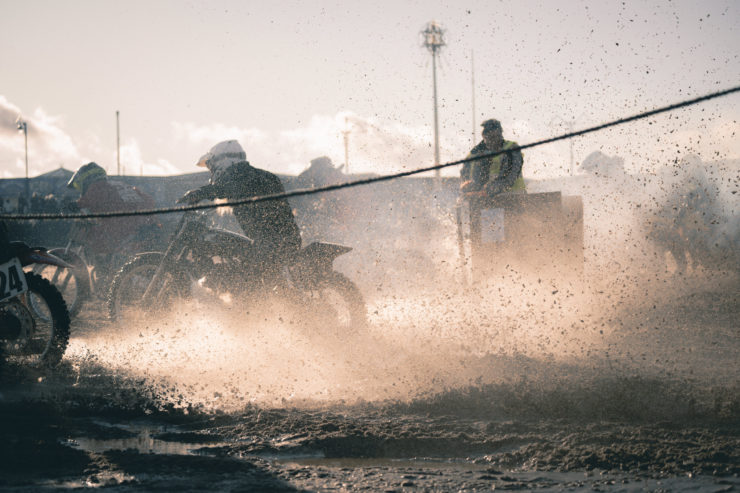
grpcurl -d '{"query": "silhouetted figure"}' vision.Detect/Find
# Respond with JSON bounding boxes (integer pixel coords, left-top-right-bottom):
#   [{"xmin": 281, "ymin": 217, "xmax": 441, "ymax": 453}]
[
  {"xmin": 649, "ymin": 155, "xmax": 720, "ymax": 274},
  {"xmin": 460, "ymin": 119, "xmax": 526, "ymax": 199},
  {"xmin": 67, "ymin": 162, "xmax": 156, "ymax": 280},
  {"xmin": 179, "ymin": 140, "xmax": 301, "ymax": 283},
  {"xmin": 297, "ymin": 156, "xmax": 345, "ymax": 189}
]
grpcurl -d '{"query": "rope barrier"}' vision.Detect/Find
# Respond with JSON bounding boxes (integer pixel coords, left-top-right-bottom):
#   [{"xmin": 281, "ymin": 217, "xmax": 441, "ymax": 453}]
[{"xmin": 2, "ymin": 84, "xmax": 739, "ymax": 222}]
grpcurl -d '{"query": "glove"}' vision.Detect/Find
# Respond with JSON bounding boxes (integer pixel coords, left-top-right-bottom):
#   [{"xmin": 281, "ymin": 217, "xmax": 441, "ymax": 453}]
[
  {"xmin": 463, "ymin": 190, "xmax": 487, "ymax": 200},
  {"xmin": 177, "ymin": 189, "xmax": 204, "ymax": 205},
  {"xmin": 459, "ymin": 180, "xmax": 475, "ymax": 193}
]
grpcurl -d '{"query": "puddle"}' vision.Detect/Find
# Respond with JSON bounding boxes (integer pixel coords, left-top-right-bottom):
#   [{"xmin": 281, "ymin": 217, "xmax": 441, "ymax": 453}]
[
  {"xmin": 274, "ymin": 457, "xmax": 740, "ymax": 492},
  {"xmin": 276, "ymin": 455, "xmax": 490, "ymax": 471},
  {"xmin": 68, "ymin": 420, "xmax": 230, "ymax": 457}
]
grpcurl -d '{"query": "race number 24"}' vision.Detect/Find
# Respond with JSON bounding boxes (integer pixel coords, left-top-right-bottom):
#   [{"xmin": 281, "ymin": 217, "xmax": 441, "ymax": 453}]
[{"xmin": 0, "ymin": 258, "xmax": 28, "ymax": 302}]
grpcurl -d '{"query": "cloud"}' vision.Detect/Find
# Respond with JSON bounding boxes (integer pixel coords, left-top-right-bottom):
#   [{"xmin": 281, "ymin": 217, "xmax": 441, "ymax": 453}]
[
  {"xmin": 0, "ymin": 96, "xmax": 23, "ymax": 134},
  {"xmin": 3, "ymin": 90, "xmax": 736, "ymax": 182},
  {"xmin": 0, "ymin": 96, "xmax": 192, "ymax": 179},
  {"xmin": 0, "ymin": 97, "xmax": 84, "ymax": 177},
  {"xmin": 0, "ymin": 93, "xmax": 583, "ymax": 180},
  {"xmin": 119, "ymin": 138, "xmax": 182, "ymax": 177},
  {"xmin": 172, "ymin": 112, "xmax": 468, "ymax": 176},
  {"xmin": 113, "ymin": 112, "xmax": 467, "ymax": 178},
  {"xmin": 171, "ymin": 121, "xmax": 268, "ymax": 147},
  {"xmin": 339, "ymin": 113, "xmax": 440, "ymax": 174}
]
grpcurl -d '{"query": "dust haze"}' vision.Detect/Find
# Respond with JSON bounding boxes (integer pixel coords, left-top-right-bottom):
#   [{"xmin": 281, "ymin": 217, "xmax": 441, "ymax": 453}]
[
  {"xmin": 2, "ymin": 139, "xmax": 738, "ymax": 492},
  {"xmin": 61, "ymin": 150, "xmax": 738, "ymax": 423}
]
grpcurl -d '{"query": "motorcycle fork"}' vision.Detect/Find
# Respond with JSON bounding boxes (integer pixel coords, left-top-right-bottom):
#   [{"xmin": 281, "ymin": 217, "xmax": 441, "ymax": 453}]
[
  {"xmin": 142, "ymin": 239, "xmax": 184, "ymax": 303},
  {"xmin": 142, "ymin": 221, "xmax": 199, "ymax": 302}
]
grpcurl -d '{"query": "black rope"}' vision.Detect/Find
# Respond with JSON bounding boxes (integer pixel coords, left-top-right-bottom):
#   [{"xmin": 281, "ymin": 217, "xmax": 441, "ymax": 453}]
[{"xmin": 2, "ymin": 84, "xmax": 738, "ymax": 222}]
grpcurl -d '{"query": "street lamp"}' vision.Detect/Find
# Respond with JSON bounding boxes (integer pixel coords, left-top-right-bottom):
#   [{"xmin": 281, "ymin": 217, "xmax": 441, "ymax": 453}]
[
  {"xmin": 341, "ymin": 117, "xmax": 351, "ymax": 174},
  {"xmin": 549, "ymin": 115, "xmax": 578, "ymax": 176},
  {"xmin": 16, "ymin": 117, "xmax": 29, "ymax": 203},
  {"xmin": 421, "ymin": 21, "xmax": 445, "ymax": 178},
  {"xmin": 116, "ymin": 110, "xmax": 121, "ymax": 176}
]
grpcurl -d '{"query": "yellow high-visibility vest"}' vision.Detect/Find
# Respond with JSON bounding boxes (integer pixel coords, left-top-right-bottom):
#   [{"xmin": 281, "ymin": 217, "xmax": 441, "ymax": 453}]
[{"xmin": 486, "ymin": 140, "xmax": 526, "ymax": 191}]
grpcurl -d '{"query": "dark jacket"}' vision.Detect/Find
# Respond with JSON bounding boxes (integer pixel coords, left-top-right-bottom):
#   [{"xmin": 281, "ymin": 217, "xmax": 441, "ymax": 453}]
[
  {"xmin": 0, "ymin": 221, "xmax": 10, "ymax": 263},
  {"xmin": 77, "ymin": 179, "xmax": 155, "ymax": 254},
  {"xmin": 194, "ymin": 161, "xmax": 301, "ymax": 259}
]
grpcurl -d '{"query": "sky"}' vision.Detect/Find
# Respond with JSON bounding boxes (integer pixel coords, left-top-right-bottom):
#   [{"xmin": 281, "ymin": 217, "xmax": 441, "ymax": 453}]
[{"xmin": 0, "ymin": 0, "xmax": 738, "ymax": 180}]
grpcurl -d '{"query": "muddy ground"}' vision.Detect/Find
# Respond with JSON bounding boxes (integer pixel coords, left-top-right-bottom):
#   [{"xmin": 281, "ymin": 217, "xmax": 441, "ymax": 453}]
[{"xmin": 0, "ymin": 268, "xmax": 738, "ymax": 492}]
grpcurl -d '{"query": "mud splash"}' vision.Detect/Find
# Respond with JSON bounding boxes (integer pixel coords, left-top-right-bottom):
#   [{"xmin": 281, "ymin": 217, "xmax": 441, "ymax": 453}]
[
  {"xmin": 57, "ymin": 264, "xmax": 739, "ymax": 413},
  {"xmin": 1, "ymin": 261, "xmax": 738, "ymax": 491}
]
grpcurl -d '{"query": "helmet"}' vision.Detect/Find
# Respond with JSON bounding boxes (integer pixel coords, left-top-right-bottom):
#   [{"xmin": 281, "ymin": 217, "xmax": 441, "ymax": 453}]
[
  {"xmin": 310, "ymin": 156, "xmax": 333, "ymax": 169},
  {"xmin": 481, "ymin": 119, "xmax": 503, "ymax": 133},
  {"xmin": 196, "ymin": 140, "xmax": 246, "ymax": 170},
  {"xmin": 67, "ymin": 162, "xmax": 106, "ymax": 194}
]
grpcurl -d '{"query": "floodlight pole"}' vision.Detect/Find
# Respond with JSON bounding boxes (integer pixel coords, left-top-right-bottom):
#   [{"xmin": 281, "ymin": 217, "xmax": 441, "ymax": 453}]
[
  {"xmin": 116, "ymin": 110, "xmax": 121, "ymax": 176},
  {"xmin": 422, "ymin": 21, "xmax": 445, "ymax": 178},
  {"xmin": 471, "ymin": 50, "xmax": 476, "ymax": 144},
  {"xmin": 562, "ymin": 117, "xmax": 575, "ymax": 176},
  {"xmin": 550, "ymin": 115, "xmax": 577, "ymax": 175},
  {"xmin": 16, "ymin": 119, "xmax": 29, "ymax": 202},
  {"xmin": 342, "ymin": 117, "xmax": 350, "ymax": 174},
  {"xmin": 432, "ymin": 50, "xmax": 440, "ymax": 177}
]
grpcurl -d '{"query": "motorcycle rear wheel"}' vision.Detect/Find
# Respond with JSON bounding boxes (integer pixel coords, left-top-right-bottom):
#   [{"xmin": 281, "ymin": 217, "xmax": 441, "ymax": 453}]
[
  {"xmin": 31, "ymin": 249, "xmax": 89, "ymax": 318},
  {"xmin": 108, "ymin": 253, "xmax": 187, "ymax": 323},
  {"xmin": 305, "ymin": 271, "xmax": 366, "ymax": 333},
  {"xmin": 0, "ymin": 273, "xmax": 71, "ymax": 371}
]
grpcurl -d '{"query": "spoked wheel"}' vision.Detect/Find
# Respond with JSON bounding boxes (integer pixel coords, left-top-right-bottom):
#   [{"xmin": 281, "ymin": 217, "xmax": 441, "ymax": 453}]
[
  {"xmin": 1, "ymin": 273, "xmax": 70, "ymax": 369},
  {"xmin": 108, "ymin": 253, "xmax": 185, "ymax": 323},
  {"xmin": 304, "ymin": 271, "xmax": 366, "ymax": 334},
  {"xmin": 32, "ymin": 249, "xmax": 89, "ymax": 317}
]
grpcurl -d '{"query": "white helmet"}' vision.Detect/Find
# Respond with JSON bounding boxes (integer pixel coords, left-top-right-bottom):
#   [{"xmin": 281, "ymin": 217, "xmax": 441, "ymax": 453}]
[{"xmin": 196, "ymin": 140, "xmax": 247, "ymax": 170}]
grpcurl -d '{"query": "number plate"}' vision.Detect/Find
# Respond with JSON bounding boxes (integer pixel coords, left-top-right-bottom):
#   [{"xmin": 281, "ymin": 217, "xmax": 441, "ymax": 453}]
[{"xmin": 0, "ymin": 257, "xmax": 28, "ymax": 302}]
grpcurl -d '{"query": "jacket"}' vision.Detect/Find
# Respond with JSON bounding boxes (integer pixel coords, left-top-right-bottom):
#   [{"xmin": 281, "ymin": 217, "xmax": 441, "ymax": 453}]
[
  {"xmin": 194, "ymin": 161, "xmax": 301, "ymax": 257},
  {"xmin": 461, "ymin": 140, "xmax": 525, "ymax": 194}
]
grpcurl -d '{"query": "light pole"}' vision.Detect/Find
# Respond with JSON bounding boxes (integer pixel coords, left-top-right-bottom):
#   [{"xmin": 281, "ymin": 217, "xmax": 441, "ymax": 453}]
[
  {"xmin": 471, "ymin": 49, "xmax": 476, "ymax": 144},
  {"xmin": 16, "ymin": 118, "xmax": 29, "ymax": 203},
  {"xmin": 421, "ymin": 21, "xmax": 445, "ymax": 178},
  {"xmin": 550, "ymin": 115, "xmax": 577, "ymax": 175},
  {"xmin": 116, "ymin": 110, "xmax": 121, "ymax": 176},
  {"xmin": 342, "ymin": 117, "xmax": 350, "ymax": 174}
]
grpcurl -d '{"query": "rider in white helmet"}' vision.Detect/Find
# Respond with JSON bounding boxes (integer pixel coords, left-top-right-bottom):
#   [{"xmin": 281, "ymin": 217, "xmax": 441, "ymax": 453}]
[{"xmin": 180, "ymin": 140, "xmax": 302, "ymax": 284}]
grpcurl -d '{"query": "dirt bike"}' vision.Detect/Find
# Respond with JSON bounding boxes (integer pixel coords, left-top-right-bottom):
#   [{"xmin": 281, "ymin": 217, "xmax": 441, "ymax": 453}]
[
  {"xmin": 29, "ymin": 222, "xmax": 94, "ymax": 318},
  {"xmin": 32, "ymin": 220, "xmax": 159, "ymax": 317},
  {"xmin": 107, "ymin": 210, "xmax": 366, "ymax": 331},
  {"xmin": 0, "ymin": 240, "xmax": 71, "ymax": 372}
]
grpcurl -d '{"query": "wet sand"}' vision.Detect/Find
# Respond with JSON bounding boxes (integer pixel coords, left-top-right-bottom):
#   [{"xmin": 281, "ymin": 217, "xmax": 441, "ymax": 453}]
[{"xmin": 0, "ymin": 270, "xmax": 738, "ymax": 492}]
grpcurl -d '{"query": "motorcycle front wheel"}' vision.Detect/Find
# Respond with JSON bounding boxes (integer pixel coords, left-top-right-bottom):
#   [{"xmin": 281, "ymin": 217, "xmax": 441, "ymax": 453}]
[
  {"xmin": 304, "ymin": 271, "xmax": 366, "ymax": 333},
  {"xmin": 1, "ymin": 273, "xmax": 71, "ymax": 370},
  {"xmin": 107, "ymin": 252, "xmax": 187, "ymax": 323},
  {"xmin": 31, "ymin": 249, "xmax": 89, "ymax": 317}
]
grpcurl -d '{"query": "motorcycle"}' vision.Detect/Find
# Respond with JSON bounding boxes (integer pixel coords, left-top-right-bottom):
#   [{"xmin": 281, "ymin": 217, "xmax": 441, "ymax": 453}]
[
  {"xmin": 29, "ymin": 221, "xmax": 95, "ymax": 318},
  {"xmin": 32, "ymin": 220, "xmax": 161, "ymax": 317},
  {"xmin": 0, "ymin": 239, "xmax": 71, "ymax": 372},
  {"xmin": 107, "ymin": 210, "xmax": 366, "ymax": 331}
]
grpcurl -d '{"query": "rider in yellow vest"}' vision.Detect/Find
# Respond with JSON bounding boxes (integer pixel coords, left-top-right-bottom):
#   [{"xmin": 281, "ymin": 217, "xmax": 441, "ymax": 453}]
[{"xmin": 460, "ymin": 119, "xmax": 525, "ymax": 198}]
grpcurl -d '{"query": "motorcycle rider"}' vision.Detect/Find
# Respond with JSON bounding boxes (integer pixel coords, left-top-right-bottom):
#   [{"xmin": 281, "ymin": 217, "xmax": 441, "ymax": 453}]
[
  {"xmin": 0, "ymin": 221, "xmax": 20, "ymax": 340},
  {"xmin": 460, "ymin": 119, "xmax": 526, "ymax": 199},
  {"xmin": 0, "ymin": 221, "xmax": 11, "ymax": 263},
  {"xmin": 650, "ymin": 155, "xmax": 720, "ymax": 274},
  {"xmin": 179, "ymin": 140, "xmax": 302, "ymax": 286},
  {"xmin": 67, "ymin": 162, "xmax": 156, "ymax": 279}
]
